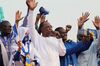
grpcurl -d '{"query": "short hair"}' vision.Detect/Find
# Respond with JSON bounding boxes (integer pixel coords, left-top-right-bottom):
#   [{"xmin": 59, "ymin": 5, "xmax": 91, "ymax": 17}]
[
  {"xmin": 0, "ymin": 20, "xmax": 11, "ymax": 31},
  {"xmin": 55, "ymin": 27, "xmax": 64, "ymax": 33},
  {"xmin": 0, "ymin": 20, "xmax": 10, "ymax": 26}
]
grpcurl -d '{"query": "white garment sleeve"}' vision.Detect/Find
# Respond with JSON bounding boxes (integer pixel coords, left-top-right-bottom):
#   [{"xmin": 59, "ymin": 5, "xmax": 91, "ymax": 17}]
[
  {"xmin": 27, "ymin": 10, "xmax": 41, "ymax": 49},
  {"xmin": 57, "ymin": 39, "xmax": 66, "ymax": 56}
]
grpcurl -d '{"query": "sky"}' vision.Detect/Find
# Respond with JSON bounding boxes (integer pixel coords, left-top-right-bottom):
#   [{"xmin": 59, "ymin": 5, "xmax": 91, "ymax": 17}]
[{"xmin": 0, "ymin": 0, "xmax": 100, "ymax": 41}]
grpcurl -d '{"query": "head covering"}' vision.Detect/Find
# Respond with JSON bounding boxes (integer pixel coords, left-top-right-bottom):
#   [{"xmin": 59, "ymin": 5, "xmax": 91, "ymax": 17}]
[
  {"xmin": 77, "ymin": 29, "xmax": 97, "ymax": 41},
  {"xmin": 87, "ymin": 29, "xmax": 97, "ymax": 39}
]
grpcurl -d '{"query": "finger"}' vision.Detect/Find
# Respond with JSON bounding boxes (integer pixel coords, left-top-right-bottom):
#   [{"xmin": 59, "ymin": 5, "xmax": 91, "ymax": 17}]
[
  {"xmin": 86, "ymin": 12, "xmax": 90, "ymax": 16},
  {"xmin": 20, "ymin": 17, "xmax": 24, "ymax": 21},
  {"xmin": 26, "ymin": 0, "xmax": 30, "ymax": 5},
  {"xmin": 33, "ymin": 0, "xmax": 35, "ymax": 3},
  {"xmin": 92, "ymin": 21, "xmax": 96, "ymax": 26},
  {"xmin": 35, "ymin": 2, "xmax": 38, "ymax": 8},
  {"xmin": 16, "ymin": 10, "xmax": 19, "ymax": 15}
]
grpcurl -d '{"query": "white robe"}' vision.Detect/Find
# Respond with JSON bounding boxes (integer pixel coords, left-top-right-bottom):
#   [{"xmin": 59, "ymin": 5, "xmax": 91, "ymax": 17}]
[
  {"xmin": 78, "ymin": 30, "xmax": 100, "ymax": 66},
  {"xmin": 0, "ymin": 36, "xmax": 19, "ymax": 66},
  {"xmin": 0, "ymin": 39, "xmax": 9, "ymax": 66},
  {"xmin": 27, "ymin": 10, "xmax": 66, "ymax": 66}
]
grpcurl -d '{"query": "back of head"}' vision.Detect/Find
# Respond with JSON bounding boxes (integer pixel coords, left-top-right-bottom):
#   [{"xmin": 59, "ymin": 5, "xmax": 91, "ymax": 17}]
[
  {"xmin": 0, "ymin": 20, "xmax": 11, "ymax": 26},
  {"xmin": 55, "ymin": 27, "xmax": 64, "ymax": 33},
  {"xmin": 55, "ymin": 27, "xmax": 67, "ymax": 42}
]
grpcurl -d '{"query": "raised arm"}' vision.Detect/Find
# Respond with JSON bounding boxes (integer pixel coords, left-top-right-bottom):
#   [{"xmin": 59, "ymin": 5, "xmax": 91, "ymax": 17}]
[
  {"xmin": 15, "ymin": 10, "xmax": 23, "ymax": 28},
  {"xmin": 66, "ymin": 36, "xmax": 93, "ymax": 55},
  {"xmin": 92, "ymin": 16, "xmax": 100, "ymax": 48},
  {"xmin": 13, "ymin": 10, "xmax": 24, "ymax": 36},
  {"xmin": 77, "ymin": 12, "xmax": 90, "ymax": 29},
  {"xmin": 77, "ymin": 12, "xmax": 90, "ymax": 41},
  {"xmin": 21, "ymin": 10, "xmax": 29, "ymax": 27},
  {"xmin": 26, "ymin": 0, "xmax": 41, "ymax": 49}
]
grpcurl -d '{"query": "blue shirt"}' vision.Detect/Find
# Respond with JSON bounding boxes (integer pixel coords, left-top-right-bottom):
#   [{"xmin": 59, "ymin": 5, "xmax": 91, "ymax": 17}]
[{"xmin": 60, "ymin": 39, "xmax": 93, "ymax": 66}]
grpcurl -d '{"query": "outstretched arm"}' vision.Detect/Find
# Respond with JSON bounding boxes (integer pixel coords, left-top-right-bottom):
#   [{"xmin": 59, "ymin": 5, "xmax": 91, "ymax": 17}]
[
  {"xmin": 77, "ymin": 12, "xmax": 90, "ymax": 41},
  {"xmin": 77, "ymin": 12, "xmax": 90, "ymax": 29},
  {"xmin": 13, "ymin": 10, "xmax": 23, "ymax": 34},
  {"xmin": 92, "ymin": 16, "xmax": 100, "ymax": 48},
  {"xmin": 66, "ymin": 38, "xmax": 93, "ymax": 55},
  {"xmin": 26, "ymin": 0, "xmax": 41, "ymax": 49}
]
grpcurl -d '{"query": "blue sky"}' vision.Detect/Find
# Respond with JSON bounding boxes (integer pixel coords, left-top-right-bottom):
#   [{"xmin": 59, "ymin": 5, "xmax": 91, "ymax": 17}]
[{"xmin": 0, "ymin": 0, "xmax": 100, "ymax": 41}]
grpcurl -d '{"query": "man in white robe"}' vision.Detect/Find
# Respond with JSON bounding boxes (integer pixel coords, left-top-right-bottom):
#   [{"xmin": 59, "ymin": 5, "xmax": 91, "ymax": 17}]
[
  {"xmin": 77, "ymin": 12, "xmax": 100, "ymax": 66},
  {"xmin": 26, "ymin": 0, "xmax": 66, "ymax": 66}
]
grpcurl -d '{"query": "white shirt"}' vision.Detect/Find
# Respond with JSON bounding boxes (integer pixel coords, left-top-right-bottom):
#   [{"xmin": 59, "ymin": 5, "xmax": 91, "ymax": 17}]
[
  {"xmin": 27, "ymin": 10, "xmax": 66, "ymax": 66},
  {"xmin": 78, "ymin": 30, "xmax": 100, "ymax": 66}
]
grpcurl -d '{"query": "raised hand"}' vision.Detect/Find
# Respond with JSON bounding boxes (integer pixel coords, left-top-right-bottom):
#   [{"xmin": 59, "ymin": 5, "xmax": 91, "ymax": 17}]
[
  {"xmin": 66, "ymin": 25, "xmax": 72, "ymax": 33},
  {"xmin": 35, "ymin": 14, "xmax": 41, "ymax": 23},
  {"xmin": 26, "ymin": 0, "xmax": 38, "ymax": 10},
  {"xmin": 15, "ymin": 10, "xmax": 23, "ymax": 27},
  {"xmin": 78, "ymin": 12, "xmax": 90, "ymax": 29},
  {"xmin": 40, "ymin": 14, "xmax": 46, "ymax": 23},
  {"xmin": 92, "ymin": 16, "xmax": 100, "ymax": 30},
  {"xmin": 17, "ymin": 40, "xmax": 23, "ymax": 52}
]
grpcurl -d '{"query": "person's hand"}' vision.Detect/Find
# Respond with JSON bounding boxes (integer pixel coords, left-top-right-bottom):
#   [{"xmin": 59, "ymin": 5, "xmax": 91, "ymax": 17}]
[
  {"xmin": 78, "ymin": 12, "xmax": 90, "ymax": 29},
  {"xmin": 92, "ymin": 16, "xmax": 100, "ymax": 30},
  {"xmin": 17, "ymin": 40, "xmax": 23, "ymax": 52},
  {"xmin": 26, "ymin": 0, "xmax": 38, "ymax": 10},
  {"xmin": 40, "ymin": 14, "xmax": 46, "ymax": 23},
  {"xmin": 50, "ymin": 31, "xmax": 61, "ymax": 39},
  {"xmin": 36, "ymin": 14, "xmax": 41, "ymax": 21},
  {"xmin": 35, "ymin": 14, "xmax": 41, "ymax": 23},
  {"xmin": 66, "ymin": 25, "xmax": 72, "ymax": 33},
  {"xmin": 15, "ymin": 10, "xmax": 23, "ymax": 27}
]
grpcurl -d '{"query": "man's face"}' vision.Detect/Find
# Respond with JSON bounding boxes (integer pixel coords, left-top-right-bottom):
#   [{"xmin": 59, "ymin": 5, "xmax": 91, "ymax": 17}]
[
  {"xmin": 1, "ymin": 21, "xmax": 12, "ymax": 35},
  {"xmin": 59, "ymin": 28, "xmax": 67, "ymax": 42},
  {"xmin": 41, "ymin": 21, "xmax": 53, "ymax": 37}
]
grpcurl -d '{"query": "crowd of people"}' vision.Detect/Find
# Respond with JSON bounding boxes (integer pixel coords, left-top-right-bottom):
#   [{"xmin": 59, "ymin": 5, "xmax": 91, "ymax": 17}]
[{"xmin": 0, "ymin": 0, "xmax": 100, "ymax": 66}]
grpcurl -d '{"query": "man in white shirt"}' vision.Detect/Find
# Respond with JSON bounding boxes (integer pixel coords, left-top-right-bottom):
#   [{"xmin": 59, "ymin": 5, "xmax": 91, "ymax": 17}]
[{"xmin": 26, "ymin": 0, "xmax": 66, "ymax": 66}]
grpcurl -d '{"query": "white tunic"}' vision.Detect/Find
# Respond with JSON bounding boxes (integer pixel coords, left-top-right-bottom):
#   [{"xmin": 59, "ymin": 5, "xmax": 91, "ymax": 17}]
[
  {"xmin": 27, "ymin": 10, "xmax": 66, "ymax": 66},
  {"xmin": 78, "ymin": 30, "xmax": 100, "ymax": 66},
  {"xmin": 0, "ymin": 39, "xmax": 9, "ymax": 66}
]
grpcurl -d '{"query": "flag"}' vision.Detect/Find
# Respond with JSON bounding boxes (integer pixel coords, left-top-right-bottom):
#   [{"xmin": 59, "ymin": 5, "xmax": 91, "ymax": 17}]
[{"xmin": 25, "ymin": 54, "xmax": 31, "ymax": 66}]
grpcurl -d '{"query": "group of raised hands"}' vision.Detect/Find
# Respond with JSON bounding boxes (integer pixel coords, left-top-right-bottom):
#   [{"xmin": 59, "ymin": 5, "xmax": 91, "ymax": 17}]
[
  {"xmin": 78, "ymin": 12, "xmax": 100, "ymax": 30},
  {"xmin": 15, "ymin": 0, "xmax": 100, "ymax": 30},
  {"xmin": 16, "ymin": 0, "xmax": 100, "ymax": 49}
]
